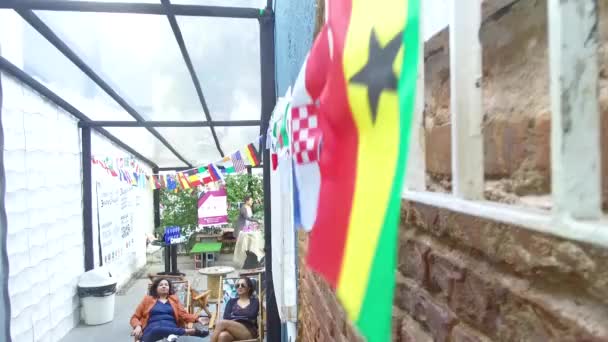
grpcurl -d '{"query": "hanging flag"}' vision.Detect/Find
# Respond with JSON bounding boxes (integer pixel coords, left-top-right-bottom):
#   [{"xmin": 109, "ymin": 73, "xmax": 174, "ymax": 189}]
[
  {"xmin": 304, "ymin": 0, "xmax": 421, "ymax": 341},
  {"xmin": 177, "ymin": 172, "xmax": 191, "ymax": 189},
  {"xmin": 231, "ymin": 151, "xmax": 246, "ymax": 173},
  {"xmin": 131, "ymin": 172, "xmax": 138, "ymax": 186},
  {"xmin": 290, "ymin": 24, "xmax": 330, "ymax": 232},
  {"xmin": 148, "ymin": 176, "xmax": 157, "ymax": 190},
  {"xmin": 188, "ymin": 173, "xmax": 202, "ymax": 187},
  {"xmin": 208, "ymin": 163, "xmax": 222, "ymax": 182},
  {"xmin": 292, "ymin": 104, "xmax": 322, "ymax": 164},
  {"xmin": 153, "ymin": 176, "xmax": 161, "ymax": 189},
  {"xmin": 244, "ymin": 144, "xmax": 260, "ymax": 166},
  {"xmin": 223, "ymin": 159, "xmax": 236, "ymax": 174},
  {"xmin": 166, "ymin": 175, "xmax": 177, "ymax": 191}
]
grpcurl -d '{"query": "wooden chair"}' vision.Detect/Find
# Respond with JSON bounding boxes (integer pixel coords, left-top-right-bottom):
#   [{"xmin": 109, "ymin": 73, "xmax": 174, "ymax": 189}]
[
  {"xmin": 210, "ymin": 274, "xmax": 264, "ymax": 342},
  {"xmin": 190, "ymin": 288, "xmax": 212, "ymax": 317}
]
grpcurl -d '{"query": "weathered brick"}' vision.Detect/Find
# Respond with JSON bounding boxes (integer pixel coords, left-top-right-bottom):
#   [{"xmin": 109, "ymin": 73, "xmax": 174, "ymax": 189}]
[
  {"xmin": 425, "ymin": 124, "xmax": 452, "ymax": 176},
  {"xmin": 399, "ymin": 277, "xmax": 457, "ymax": 342},
  {"xmin": 427, "ymin": 249, "xmax": 465, "ymax": 299},
  {"xmin": 400, "ymin": 313, "xmax": 433, "ymax": 342},
  {"xmin": 398, "ymin": 238, "xmax": 430, "ymax": 285},
  {"xmin": 483, "ymin": 118, "xmax": 529, "ymax": 177},
  {"xmin": 449, "ymin": 259, "xmax": 505, "ymax": 335},
  {"xmin": 451, "ymin": 323, "xmax": 493, "ymax": 342},
  {"xmin": 394, "ymin": 274, "xmax": 417, "ymax": 313}
]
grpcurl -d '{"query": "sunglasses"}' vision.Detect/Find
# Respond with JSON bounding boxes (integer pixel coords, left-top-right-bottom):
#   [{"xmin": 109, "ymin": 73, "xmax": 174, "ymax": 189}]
[{"xmin": 236, "ymin": 283, "xmax": 248, "ymax": 289}]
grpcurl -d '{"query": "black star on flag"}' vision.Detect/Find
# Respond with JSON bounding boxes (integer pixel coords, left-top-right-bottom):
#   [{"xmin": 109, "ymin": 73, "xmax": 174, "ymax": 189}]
[{"xmin": 349, "ymin": 28, "xmax": 403, "ymax": 123}]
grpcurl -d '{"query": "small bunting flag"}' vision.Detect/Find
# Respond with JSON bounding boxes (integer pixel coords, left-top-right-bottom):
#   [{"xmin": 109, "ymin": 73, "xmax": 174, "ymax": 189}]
[
  {"xmin": 148, "ymin": 176, "xmax": 157, "ymax": 190},
  {"xmin": 244, "ymin": 144, "xmax": 260, "ymax": 166},
  {"xmin": 208, "ymin": 163, "xmax": 222, "ymax": 182},
  {"xmin": 231, "ymin": 151, "xmax": 246, "ymax": 173},
  {"xmin": 177, "ymin": 173, "xmax": 191, "ymax": 189}
]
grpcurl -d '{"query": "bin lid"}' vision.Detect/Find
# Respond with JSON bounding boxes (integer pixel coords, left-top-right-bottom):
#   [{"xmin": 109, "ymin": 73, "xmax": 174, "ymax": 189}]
[{"xmin": 78, "ymin": 267, "xmax": 116, "ymax": 288}]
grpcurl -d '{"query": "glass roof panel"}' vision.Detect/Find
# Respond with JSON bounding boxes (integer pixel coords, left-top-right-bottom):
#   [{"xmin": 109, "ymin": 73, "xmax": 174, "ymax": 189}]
[
  {"xmin": 0, "ymin": 10, "xmax": 134, "ymax": 122},
  {"xmin": 171, "ymin": 0, "xmax": 266, "ymax": 6},
  {"xmin": 177, "ymin": 15, "xmax": 261, "ymax": 122},
  {"xmin": 61, "ymin": 0, "xmax": 158, "ymax": 2},
  {"xmin": 155, "ymin": 127, "xmax": 221, "ymax": 166},
  {"xmin": 216, "ymin": 126, "xmax": 261, "ymax": 159},
  {"xmin": 36, "ymin": 10, "xmax": 205, "ymax": 122},
  {"xmin": 104, "ymin": 127, "xmax": 189, "ymax": 167}
]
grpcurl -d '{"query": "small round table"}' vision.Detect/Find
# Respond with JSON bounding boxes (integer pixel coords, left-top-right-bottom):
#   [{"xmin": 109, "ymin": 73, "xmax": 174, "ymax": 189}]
[{"xmin": 198, "ymin": 266, "xmax": 235, "ymax": 300}]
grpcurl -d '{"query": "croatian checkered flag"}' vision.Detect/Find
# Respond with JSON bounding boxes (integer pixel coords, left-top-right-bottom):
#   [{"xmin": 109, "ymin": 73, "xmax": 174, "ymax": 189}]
[{"xmin": 291, "ymin": 104, "xmax": 322, "ymax": 164}]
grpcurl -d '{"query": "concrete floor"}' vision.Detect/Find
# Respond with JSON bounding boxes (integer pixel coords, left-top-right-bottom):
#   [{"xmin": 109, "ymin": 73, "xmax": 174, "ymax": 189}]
[{"xmin": 60, "ymin": 253, "xmax": 240, "ymax": 342}]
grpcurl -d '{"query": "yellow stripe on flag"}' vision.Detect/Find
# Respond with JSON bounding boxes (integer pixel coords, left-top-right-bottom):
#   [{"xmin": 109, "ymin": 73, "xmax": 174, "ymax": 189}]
[{"xmin": 336, "ymin": 0, "xmax": 408, "ymax": 321}]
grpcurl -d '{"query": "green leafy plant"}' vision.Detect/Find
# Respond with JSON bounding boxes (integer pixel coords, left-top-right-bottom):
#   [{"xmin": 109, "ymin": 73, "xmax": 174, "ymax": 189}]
[
  {"xmin": 224, "ymin": 174, "xmax": 264, "ymax": 226},
  {"xmin": 156, "ymin": 175, "xmax": 264, "ymax": 253}
]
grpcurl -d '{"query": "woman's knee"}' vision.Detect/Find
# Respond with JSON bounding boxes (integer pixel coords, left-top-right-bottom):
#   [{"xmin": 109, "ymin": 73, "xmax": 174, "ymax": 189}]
[{"xmin": 218, "ymin": 331, "xmax": 233, "ymax": 342}]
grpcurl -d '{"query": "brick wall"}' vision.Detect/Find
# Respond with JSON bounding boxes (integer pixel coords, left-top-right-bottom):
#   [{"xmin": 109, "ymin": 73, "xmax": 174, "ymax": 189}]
[
  {"xmin": 296, "ymin": 1, "xmax": 608, "ymax": 341},
  {"xmin": 297, "ymin": 231, "xmax": 363, "ymax": 342},
  {"xmin": 395, "ymin": 201, "xmax": 608, "ymax": 341}
]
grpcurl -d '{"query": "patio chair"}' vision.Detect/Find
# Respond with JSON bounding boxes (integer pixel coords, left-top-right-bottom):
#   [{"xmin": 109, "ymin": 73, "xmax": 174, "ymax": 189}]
[
  {"xmin": 209, "ymin": 274, "xmax": 264, "ymax": 342},
  {"xmin": 135, "ymin": 280, "xmax": 196, "ymax": 342}
]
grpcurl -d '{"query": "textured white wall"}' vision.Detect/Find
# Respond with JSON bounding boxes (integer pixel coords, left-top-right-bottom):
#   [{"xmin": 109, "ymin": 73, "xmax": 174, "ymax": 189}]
[
  {"xmin": 2, "ymin": 70, "xmax": 155, "ymax": 341},
  {"xmin": 3, "ymin": 73, "xmax": 84, "ymax": 342}
]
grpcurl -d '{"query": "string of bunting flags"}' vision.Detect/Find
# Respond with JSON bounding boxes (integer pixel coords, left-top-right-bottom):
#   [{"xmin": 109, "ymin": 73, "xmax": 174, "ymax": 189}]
[{"xmin": 92, "ymin": 137, "xmax": 263, "ymax": 191}]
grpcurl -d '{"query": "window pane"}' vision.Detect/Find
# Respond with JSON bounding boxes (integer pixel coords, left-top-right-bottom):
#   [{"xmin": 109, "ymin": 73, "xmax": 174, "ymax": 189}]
[
  {"xmin": 104, "ymin": 128, "xmax": 188, "ymax": 167},
  {"xmin": 0, "ymin": 10, "xmax": 134, "ymax": 122},
  {"xmin": 216, "ymin": 126, "xmax": 261, "ymax": 160},
  {"xmin": 177, "ymin": 15, "xmax": 261, "ymax": 122},
  {"xmin": 155, "ymin": 127, "xmax": 221, "ymax": 166},
  {"xmin": 36, "ymin": 11, "xmax": 206, "ymax": 122}
]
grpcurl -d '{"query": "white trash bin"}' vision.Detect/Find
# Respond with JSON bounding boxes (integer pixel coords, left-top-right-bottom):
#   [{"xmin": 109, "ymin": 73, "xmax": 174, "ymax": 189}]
[{"xmin": 77, "ymin": 268, "xmax": 117, "ymax": 325}]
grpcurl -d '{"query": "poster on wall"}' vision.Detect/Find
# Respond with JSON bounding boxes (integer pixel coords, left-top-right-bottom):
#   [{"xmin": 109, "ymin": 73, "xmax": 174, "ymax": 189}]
[
  {"xmin": 96, "ymin": 182, "xmax": 136, "ymax": 266},
  {"xmin": 198, "ymin": 188, "xmax": 228, "ymax": 226}
]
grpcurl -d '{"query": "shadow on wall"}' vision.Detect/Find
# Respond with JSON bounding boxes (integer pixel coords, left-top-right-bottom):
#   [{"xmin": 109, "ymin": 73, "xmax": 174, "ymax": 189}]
[{"xmin": 274, "ymin": 0, "xmax": 318, "ymax": 96}]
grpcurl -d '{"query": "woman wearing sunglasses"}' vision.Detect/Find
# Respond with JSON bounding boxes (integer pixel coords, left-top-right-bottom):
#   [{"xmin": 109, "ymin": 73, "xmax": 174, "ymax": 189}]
[{"xmin": 211, "ymin": 277, "xmax": 259, "ymax": 342}]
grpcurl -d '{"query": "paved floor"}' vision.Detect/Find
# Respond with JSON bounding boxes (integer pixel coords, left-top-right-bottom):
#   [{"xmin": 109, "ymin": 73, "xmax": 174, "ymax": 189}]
[{"xmin": 60, "ymin": 253, "xmax": 239, "ymax": 342}]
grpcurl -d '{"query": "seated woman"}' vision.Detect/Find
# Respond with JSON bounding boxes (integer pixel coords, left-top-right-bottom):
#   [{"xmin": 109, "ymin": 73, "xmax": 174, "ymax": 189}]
[
  {"xmin": 212, "ymin": 277, "xmax": 259, "ymax": 342},
  {"xmin": 130, "ymin": 278, "xmax": 208, "ymax": 342}
]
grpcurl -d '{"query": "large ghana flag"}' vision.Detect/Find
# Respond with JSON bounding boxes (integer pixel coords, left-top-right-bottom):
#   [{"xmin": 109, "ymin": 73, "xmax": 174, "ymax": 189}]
[{"xmin": 305, "ymin": 0, "xmax": 421, "ymax": 341}]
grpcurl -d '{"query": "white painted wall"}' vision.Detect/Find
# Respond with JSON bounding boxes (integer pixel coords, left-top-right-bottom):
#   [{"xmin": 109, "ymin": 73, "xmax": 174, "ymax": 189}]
[
  {"xmin": 2, "ymin": 71, "xmax": 155, "ymax": 341},
  {"xmin": 3, "ymin": 73, "xmax": 84, "ymax": 342}
]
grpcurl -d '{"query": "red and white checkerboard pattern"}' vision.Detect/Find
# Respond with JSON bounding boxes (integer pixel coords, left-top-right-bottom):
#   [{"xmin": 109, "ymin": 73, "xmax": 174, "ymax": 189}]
[{"xmin": 291, "ymin": 104, "xmax": 322, "ymax": 164}]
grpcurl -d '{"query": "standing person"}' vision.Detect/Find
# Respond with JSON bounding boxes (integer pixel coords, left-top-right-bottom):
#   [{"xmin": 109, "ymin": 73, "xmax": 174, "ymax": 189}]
[{"xmin": 235, "ymin": 195, "xmax": 259, "ymax": 238}]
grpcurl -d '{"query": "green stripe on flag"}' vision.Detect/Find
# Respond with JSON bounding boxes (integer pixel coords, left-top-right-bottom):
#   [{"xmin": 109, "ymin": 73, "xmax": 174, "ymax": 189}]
[{"xmin": 356, "ymin": 1, "xmax": 420, "ymax": 341}]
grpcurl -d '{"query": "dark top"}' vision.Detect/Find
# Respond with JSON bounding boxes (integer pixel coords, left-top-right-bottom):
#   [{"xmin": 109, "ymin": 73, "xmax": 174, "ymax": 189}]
[
  {"xmin": 147, "ymin": 300, "xmax": 178, "ymax": 327},
  {"xmin": 223, "ymin": 297, "xmax": 259, "ymax": 332},
  {"xmin": 235, "ymin": 205, "xmax": 257, "ymax": 237}
]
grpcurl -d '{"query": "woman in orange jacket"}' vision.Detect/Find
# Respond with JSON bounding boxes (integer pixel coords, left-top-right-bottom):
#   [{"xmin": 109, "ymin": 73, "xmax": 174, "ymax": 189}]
[{"xmin": 130, "ymin": 277, "xmax": 208, "ymax": 342}]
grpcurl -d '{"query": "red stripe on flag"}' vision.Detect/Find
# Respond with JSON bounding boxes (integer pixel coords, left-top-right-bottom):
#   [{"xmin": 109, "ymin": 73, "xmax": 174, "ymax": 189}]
[
  {"xmin": 306, "ymin": 0, "xmax": 357, "ymax": 289},
  {"xmin": 247, "ymin": 144, "xmax": 260, "ymax": 166},
  {"xmin": 271, "ymin": 153, "xmax": 278, "ymax": 170},
  {"xmin": 208, "ymin": 164, "xmax": 220, "ymax": 181}
]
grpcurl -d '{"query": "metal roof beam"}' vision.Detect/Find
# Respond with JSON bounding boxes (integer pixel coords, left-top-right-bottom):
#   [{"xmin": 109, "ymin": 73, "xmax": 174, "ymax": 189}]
[
  {"xmin": 161, "ymin": 0, "xmax": 225, "ymax": 157},
  {"xmin": 79, "ymin": 120, "xmax": 261, "ymax": 128},
  {"xmin": 17, "ymin": 10, "xmax": 193, "ymax": 167},
  {"xmin": 0, "ymin": 0, "xmax": 261, "ymax": 18},
  {"xmin": 0, "ymin": 56, "xmax": 159, "ymax": 168}
]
